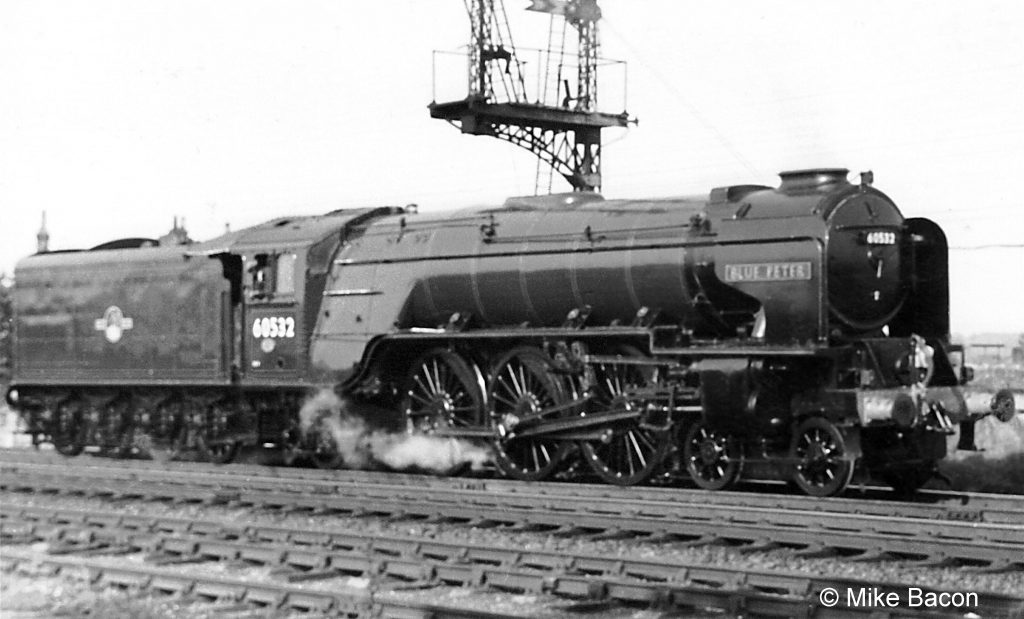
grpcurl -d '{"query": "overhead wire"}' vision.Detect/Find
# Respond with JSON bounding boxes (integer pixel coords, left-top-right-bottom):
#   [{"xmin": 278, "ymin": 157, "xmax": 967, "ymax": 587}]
[
  {"xmin": 949, "ymin": 244, "xmax": 1024, "ymax": 250},
  {"xmin": 600, "ymin": 17, "xmax": 761, "ymax": 178}
]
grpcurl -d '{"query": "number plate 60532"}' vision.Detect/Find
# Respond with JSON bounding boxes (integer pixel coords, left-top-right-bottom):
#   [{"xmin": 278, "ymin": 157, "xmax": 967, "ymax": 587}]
[{"xmin": 252, "ymin": 316, "xmax": 295, "ymax": 339}]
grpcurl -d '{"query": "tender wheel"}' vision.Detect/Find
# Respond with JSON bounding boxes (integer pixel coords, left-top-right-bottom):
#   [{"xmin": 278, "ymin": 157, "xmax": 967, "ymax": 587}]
[
  {"xmin": 280, "ymin": 420, "xmax": 305, "ymax": 466},
  {"xmin": 487, "ymin": 347, "xmax": 573, "ymax": 481},
  {"xmin": 200, "ymin": 439, "xmax": 238, "ymax": 464},
  {"xmin": 146, "ymin": 427, "xmax": 188, "ymax": 463},
  {"xmin": 199, "ymin": 402, "xmax": 238, "ymax": 464},
  {"xmin": 114, "ymin": 424, "xmax": 140, "ymax": 459},
  {"xmin": 580, "ymin": 349, "xmax": 671, "ymax": 486},
  {"xmin": 682, "ymin": 421, "xmax": 741, "ymax": 490},
  {"xmin": 99, "ymin": 400, "xmax": 133, "ymax": 458},
  {"xmin": 51, "ymin": 400, "xmax": 85, "ymax": 456},
  {"xmin": 789, "ymin": 417, "xmax": 855, "ymax": 497},
  {"xmin": 401, "ymin": 348, "xmax": 485, "ymax": 434},
  {"xmin": 145, "ymin": 400, "xmax": 188, "ymax": 463}
]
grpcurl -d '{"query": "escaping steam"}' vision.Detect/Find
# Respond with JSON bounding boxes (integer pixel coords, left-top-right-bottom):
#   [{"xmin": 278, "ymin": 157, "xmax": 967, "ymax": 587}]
[{"xmin": 297, "ymin": 389, "xmax": 490, "ymax": 473}]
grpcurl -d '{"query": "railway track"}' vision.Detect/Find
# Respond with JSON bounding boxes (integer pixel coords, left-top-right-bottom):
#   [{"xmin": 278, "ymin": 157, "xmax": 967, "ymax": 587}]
[
  {"xmin": 3, "ymin": 452, "xmax": 1023, "ymax": 571},
  {"xmin": 3, "ymin": 448, "xmax": 1022, "ymax": 524},
  {"xmin": 1, "ymin": 548, "xmax": 511, "ymax": 618},
  {"xmin": 4, "ymin": 502, "xmax": 1023, "ymax": 618}
]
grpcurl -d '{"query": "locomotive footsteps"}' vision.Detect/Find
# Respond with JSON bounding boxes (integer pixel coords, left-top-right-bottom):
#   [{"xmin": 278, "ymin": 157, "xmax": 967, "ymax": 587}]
[{"xmin": 297, "ymin": 390, "xmax": 490, "ymax": 473}]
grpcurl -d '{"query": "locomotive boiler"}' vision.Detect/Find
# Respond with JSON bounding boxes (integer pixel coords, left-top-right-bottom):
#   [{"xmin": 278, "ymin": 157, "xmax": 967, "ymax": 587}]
[{"xmin": 6, "ymin": 168, "xmax": 1014, "ymax": 496}]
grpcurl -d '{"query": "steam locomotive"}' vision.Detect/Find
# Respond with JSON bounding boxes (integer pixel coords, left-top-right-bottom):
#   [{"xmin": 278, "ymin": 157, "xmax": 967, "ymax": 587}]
[{"xmin": 6, "ymin": 168, "xmax": 1014, "ymax": 496}]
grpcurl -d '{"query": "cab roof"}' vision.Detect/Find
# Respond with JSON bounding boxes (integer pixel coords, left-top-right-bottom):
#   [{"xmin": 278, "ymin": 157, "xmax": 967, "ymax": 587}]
[{"xmin": 186, "ymin": 207, "xmax": 401, "ymax": 256}]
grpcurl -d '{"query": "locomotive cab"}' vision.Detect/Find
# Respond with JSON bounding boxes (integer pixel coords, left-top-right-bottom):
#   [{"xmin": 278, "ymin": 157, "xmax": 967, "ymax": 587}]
[{"xmin": 243, "ymin": 250, "xmax": 303, "ymax": 376}]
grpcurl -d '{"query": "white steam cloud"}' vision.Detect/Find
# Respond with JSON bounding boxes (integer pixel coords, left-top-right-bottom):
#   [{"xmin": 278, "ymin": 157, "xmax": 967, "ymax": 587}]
[{"xmin": 297, "ymin": 389, "xmax": 490, "ymax": 473}]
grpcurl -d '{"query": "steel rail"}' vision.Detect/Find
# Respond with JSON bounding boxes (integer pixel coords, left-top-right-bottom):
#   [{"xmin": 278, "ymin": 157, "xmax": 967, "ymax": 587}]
[
  {"xmin": 3, "ymin": 449, "xmax": 1020, "ymax": 524},
  {"xmin": 5, "ymin": 503, "xmax": 1023, "ymax": 618},
  {"xmin": 3, "ymin": 466, "xmax": 1023, "ymax": 570}
]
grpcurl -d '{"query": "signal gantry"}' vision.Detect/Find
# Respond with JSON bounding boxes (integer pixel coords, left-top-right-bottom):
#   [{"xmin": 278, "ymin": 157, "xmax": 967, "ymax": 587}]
[{"xmin": 429, "ymin": 0, "xmax": 634, "ymax": 192}]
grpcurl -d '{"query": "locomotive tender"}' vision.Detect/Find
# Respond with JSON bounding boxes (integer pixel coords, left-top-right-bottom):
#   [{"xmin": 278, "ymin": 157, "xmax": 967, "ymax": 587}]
[{"xmin": 7, "ymin": 168, "xmax": 1014, "ymax": 496}]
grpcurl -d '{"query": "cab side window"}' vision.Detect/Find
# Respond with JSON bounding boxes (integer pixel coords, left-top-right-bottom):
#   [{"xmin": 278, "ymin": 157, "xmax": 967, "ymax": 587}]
[
  {"xmin": 248, "ymin": 252, "xmax": 297, "ymax": 299},
  {"xmin": 276, "ymin": 253, "xmax": 296, "ymax": 296},
  {"xmin": 249, "ymin": 254, "xmax": 272, "ymax": 299}
]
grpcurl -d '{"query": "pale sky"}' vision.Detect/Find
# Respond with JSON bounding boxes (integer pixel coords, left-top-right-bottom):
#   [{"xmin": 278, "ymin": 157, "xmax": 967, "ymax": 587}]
[{"xmin": 1, "ymin": 1, "xmax": 1022, "ymax": 336}]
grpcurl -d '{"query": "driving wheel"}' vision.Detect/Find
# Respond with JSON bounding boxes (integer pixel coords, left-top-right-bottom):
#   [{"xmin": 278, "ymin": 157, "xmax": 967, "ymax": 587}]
[
  {"xmin": 487, "ymin": 347, "xmax": 573, "ymax": 481},
  {"xmin": 580, "ymin": 349, "xmax": 670, "ymax": 486},
  {"xmin": 401, "ymin": 348, "xmax": 484, "ymax": 434}
]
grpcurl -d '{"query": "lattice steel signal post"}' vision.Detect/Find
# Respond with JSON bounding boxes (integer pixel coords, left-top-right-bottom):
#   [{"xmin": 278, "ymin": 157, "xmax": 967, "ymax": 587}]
[{"xmin": 429, "ymin": 0, "xmax": 634, "ymax": 192}]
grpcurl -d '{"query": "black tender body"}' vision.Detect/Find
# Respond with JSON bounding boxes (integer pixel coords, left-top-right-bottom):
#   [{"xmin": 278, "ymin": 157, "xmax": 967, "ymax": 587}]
[{"xmin": 7, "ymin": 169, "xmax": 1012, "ymax": 496}]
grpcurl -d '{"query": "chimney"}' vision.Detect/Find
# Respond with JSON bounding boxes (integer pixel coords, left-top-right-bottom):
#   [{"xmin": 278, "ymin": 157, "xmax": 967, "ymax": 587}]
[
  {"xmin": 158, "ymin": 215, "xmax": 193, "ymax": 246},
  {"xmin": 778, "ymin": 168, "xmax": 850, "ymax": 194},
  {"xmin": 36, "ymin": 211, "xmax": 50, "ymax": 253}
]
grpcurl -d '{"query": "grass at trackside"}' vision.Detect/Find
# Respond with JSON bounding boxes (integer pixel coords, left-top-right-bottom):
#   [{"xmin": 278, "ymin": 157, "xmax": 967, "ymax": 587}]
[
  {"xmin": 937, "ymin": 364, "xmax": 1024, "ymax": 493},
  {"xmin": 940, "ymin": 415, "xmax": 1024, "ymax": 493},
  {"xmin": 967, "ymin": 363, "xmax": 1024, "ymax": 394}
]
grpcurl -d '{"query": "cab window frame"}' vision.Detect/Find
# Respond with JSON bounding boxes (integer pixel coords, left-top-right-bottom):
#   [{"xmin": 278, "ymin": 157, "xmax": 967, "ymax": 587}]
[{"xmin": 247, "ymin": 251, "xmax": 298, "ymax": 301}]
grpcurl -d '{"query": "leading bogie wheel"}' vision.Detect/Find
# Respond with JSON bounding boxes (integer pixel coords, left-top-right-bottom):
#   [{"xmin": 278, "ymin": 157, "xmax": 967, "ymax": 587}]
[
  {"xmin": 401, "ymin": 348, "xmax": 485, "ymax": 435},
  {"xmin": 682, "ymin": 421, "xmax": 742, "ymax": 490},
  {"xmin": 579, "ymin": 348, "xmax": 671, "ymax": 486},
  {"xmin": 487, "ymin": 347, "xmax": 573, "ymax": 481},
  {"xmin": 789, "ymin": 416, "xmax": 855, "ymax": 497}
]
